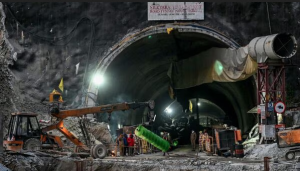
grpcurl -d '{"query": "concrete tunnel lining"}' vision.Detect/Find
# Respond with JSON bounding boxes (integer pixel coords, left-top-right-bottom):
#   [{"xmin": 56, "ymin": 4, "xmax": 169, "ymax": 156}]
[
  {"xmin": 86, "ymin": 23, "xmax": 256, "ymax": 134},
  {"xmin": 86, "ymin": 23, "xmax": 240, "ymax": 105}
]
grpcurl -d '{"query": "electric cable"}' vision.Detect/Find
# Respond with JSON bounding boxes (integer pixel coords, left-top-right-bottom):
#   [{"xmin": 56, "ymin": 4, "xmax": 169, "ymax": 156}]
[{"xmin": 266, "ymin": 2, "xmax": 272, "ymax": 34}]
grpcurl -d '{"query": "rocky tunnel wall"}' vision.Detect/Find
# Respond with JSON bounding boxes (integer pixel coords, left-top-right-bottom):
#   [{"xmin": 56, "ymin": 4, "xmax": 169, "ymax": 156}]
[{"xmin": 1, "ymin": 2, "xmax": 300, "ymax": 135}]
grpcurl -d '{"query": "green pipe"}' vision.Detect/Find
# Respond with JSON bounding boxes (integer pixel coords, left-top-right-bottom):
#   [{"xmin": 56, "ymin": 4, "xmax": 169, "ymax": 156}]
[{"xmin": 135, "ymin": 125, "xmax": 170, "ymax": 152}]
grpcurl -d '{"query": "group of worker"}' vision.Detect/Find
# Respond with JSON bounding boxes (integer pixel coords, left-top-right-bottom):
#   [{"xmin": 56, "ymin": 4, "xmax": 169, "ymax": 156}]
[
  {"xmin": 190, "ymin": 129, "xmax": 208, "ymax": 151},
  {"xmin": 117, "ymin": 133, "xmax": 135, "ymax": 156}
]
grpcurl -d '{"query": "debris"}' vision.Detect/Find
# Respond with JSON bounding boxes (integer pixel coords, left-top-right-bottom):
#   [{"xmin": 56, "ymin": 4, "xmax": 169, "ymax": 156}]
[
  {"xmin": 0, "ymin": 163, "xmax": 10, "ymax": 171},
  {"xmin": 244, "ymin": 143, "xmax": 292, "ymax": 159}
]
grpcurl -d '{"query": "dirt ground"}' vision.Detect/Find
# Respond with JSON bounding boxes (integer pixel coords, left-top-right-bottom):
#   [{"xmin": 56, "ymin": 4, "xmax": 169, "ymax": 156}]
[{"xmin": 1, "ymin": 145, "xmax": 296, "ymax": 171}]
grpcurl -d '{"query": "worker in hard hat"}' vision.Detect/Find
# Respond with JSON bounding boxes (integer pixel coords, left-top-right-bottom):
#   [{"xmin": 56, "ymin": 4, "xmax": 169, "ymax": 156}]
[
  {"xmin": 203, "ymin": 129, "xmax": 208, "ymax": 151},
  {"xmin": 199, "ymin": 131, "xmax": 204, "ymax": 152},
  {"xmin": 117, "ymin": 134, "xmax": 124, "ymax": 156},
  {"xmin": 190, "ymin": 130, "xmax": 197, "ymax": 151},
  {"xmin": 162, "ymin": 132, "xmax": 169, "ymax": 156}
]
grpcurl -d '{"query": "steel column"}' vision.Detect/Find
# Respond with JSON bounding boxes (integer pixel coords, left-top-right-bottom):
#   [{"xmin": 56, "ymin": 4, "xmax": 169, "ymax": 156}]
[{"xmin": 257, "ymin": 62, "xmax": 286, "ymax": 142}]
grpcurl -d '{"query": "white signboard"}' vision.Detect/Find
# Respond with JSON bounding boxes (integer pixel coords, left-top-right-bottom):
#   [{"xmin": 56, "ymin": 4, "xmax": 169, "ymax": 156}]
[{"xmin": 148, "ymin": 2, "xmax": 204, "ymax": 21}]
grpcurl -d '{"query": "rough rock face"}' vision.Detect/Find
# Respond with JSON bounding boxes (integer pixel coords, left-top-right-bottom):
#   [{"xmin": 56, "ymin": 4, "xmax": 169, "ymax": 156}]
[
  {"xmin": 1, "ymin": 2, "xmax": 300, "ymax": 141},
  {"xmin": 2, "ymin": 2, "xmax": 300, "ymax": 110}
]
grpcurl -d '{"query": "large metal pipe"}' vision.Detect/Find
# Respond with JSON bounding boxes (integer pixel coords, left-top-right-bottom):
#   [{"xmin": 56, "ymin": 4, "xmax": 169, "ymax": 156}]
[
  {"xmin": 248, "ymin": 33, "xmax": 297, "ymax": 63},
  {"xmin": 135, "ymin": 125, "xmax": 171, "ymax": 152}
]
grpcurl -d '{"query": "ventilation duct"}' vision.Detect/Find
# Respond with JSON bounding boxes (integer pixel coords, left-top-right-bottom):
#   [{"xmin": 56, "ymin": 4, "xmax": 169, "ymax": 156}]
[{"xmin": 248, "ymin": 33, "xmax": 297, "ymax": 63}]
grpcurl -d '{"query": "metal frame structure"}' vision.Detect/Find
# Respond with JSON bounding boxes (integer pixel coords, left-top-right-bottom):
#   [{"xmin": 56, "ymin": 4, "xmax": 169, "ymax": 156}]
[
  {"xmin": 257, "ymin": 62, "xmax": 286, "ymax": 142},
  {"xmin": 257, "ymin": 63, "xmax": 286, "ymax": 112}
]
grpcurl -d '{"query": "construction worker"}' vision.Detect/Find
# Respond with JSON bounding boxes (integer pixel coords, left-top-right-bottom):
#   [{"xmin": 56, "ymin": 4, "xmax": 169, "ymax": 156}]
[
  {"xmin": 123, "ymin": 133, "xmax": 129, "ymax": 156},
  {"xmin": 203, "ymin": 129, "xmax": 208, "ymax": 151},
  {"xmin": 127, "ymin": 134, "xmax": 135, "ymax": 156},
  {"xmin": 162, "ymin": 132, "xmax": 169, "ymax": 156},
  {"xmin": 117, "ymin": 134, "xmax": 124, "ymax": 156},
  {"xmin": 199, "ymin": 131, "xmax": 204, "ymax": 152},
  {"xmin": 190, "ymin": 130, "xmax": 197, "ymax": 151}
]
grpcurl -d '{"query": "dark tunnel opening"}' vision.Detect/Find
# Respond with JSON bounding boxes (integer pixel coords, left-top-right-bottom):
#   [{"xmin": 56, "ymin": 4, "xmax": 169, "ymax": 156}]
[{"xmin": 95, "ymin": 29, "xmax": 257, "ymax": 143}]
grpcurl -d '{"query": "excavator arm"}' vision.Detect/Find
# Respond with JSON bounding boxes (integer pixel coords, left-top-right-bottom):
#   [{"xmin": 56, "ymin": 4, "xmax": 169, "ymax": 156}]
[
  {"xmin": 41, "ymin": 98, "xmax": 155, "ymax": 151},
  {"xmin": 50, "ymin": 100, "xmax": 154, "ymax": 119}
]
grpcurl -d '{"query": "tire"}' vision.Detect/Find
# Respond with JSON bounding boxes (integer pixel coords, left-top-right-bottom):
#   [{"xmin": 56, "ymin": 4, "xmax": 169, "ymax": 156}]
[
  {"xmin": 89, "ymin": 145, "xmax": 95, "ymax": 157},
  {"xmin": 91, "ymin": 144, "xmax": 107, "ymax": 159},
  {"xmin": 285, "ymin": 151, "xmax": 295, "ymax": 160},
  {"xmin": 23, "ymin": 138, "xmax": 41, "ymax": 151},
  {"xmin": 90, "ymin": 145, "xmax": 95, "ymax": 155}
]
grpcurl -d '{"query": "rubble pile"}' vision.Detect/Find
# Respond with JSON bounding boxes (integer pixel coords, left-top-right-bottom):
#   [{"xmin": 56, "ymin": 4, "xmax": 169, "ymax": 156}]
[
  {"xmin": 0, "ymin": 152, "xmax": 57, "ymax": 171},
  {"xmin": 88, "ymin": 121, "xmax": 112, "ymax": 144},
  {"xmin": 63, "ymin": 118, "xmax": 112, "ymax": 145},
  {"xmin": 0, "ymin": 163, "xmax": 10, "ymax": 171},
  {"xmin": 244, "ymin": 143, "xmax": 292, "ymax": 159},
  {"xmin": 46, "ymin": 117, "xmax": 113, "ymax": 148}
]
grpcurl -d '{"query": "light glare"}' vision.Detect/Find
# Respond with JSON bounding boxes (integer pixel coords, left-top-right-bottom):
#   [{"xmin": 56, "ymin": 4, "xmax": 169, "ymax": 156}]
[
  {"xmin": 93, "ymin": 74, "xmax": 104, "ymax": 86},
  {"xmin": 166, "ymin": 108, "xmax": 172, "ymax": 114}
]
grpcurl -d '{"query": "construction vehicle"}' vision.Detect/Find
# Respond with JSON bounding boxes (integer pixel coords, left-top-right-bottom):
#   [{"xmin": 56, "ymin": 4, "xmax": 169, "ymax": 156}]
[
  {"xmin": 274, "ymin": 109, "xmax": 300, "ymax": 160},
  {"xmin": 277, "ymin": 124, "xmax": 300, "ymax": 160},
  {"xmin": 3, "ymin": 90, "xmax": 155, "ymax": 159},
  {"xmin": 277, "ymin": 128, "xmax": 300, "ymax": 160},
  {"xmin": 214, "ymin": 127, "xmax": 242, "ymax": 156}
]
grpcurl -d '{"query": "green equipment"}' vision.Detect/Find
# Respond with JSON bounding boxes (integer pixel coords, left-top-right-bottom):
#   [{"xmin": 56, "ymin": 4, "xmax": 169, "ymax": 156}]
[{"xmin": 135, "ymin": 125, "xmax": 178, "ymax": 152}]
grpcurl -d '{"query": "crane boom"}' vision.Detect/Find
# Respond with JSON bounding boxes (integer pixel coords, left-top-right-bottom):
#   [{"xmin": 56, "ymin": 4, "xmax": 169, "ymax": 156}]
[
  {"xmin": 51, "ymin": 101, "xmax": 152, "ymax": 119},
  {"xmin": 41, "ymin": 90, "xmax": 155, "ymax": 153}
]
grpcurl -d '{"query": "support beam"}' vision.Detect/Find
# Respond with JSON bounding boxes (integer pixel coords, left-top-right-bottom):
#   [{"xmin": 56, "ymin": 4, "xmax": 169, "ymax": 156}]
[
  {"xmin": 257, "ymin": 62, "xmax": 286, "ymax": 143},
  {"xmin": 196, "ymin": 98, "xmax": 199, "ymax": 126}
]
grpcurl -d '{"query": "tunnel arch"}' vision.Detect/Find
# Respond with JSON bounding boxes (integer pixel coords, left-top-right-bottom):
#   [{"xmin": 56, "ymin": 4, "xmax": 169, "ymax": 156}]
[
  {"xmin": 87, "ymin": 23, "xmax": 240, "ymax": 103},
  {"xmin": 86, "ymin": 23, "xmax": 256, "ymax": 133}
]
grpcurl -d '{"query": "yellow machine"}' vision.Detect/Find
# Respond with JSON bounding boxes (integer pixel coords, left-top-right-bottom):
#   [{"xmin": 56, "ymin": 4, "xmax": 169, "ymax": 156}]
[{"xmin": 4, "ymin": 90, "xmax": 155, "ymax": 159}]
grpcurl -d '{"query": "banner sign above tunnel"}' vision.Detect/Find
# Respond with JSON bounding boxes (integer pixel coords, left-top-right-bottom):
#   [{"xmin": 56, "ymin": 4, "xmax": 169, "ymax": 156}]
[{"xmin": 148, "ymin": 2, "xmax": 204, "ymax": 21}]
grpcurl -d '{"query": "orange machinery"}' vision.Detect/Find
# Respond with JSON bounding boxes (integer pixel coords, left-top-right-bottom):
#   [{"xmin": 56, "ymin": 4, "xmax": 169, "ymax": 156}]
[
  {"xmin": 277, "ymin": 127, "xmax": 300, "ymax": 160},
  {"xmin": 3, "ymin": 90, "xmax": 155, "ymax": 158},
  {"xmin": 214, "ymin": 129, "xmax": 242, "ymax": 155}
]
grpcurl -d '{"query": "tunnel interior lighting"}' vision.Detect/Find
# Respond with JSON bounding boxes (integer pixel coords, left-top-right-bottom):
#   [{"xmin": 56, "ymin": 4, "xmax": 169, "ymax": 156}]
[
  {"xmin": 165, "ymin": 108, "xmax": 172, "ymax": 114},
  {"xmin": 92, "ymin": 73, "xmax": 104, "ymax": 86},
  {"xmin": 197, "ymin": 102, "xmax": 201, "ymax": 106},
  {"xmin": 214, "ymin": 60, "xmax": 223, "ymax": 75}
]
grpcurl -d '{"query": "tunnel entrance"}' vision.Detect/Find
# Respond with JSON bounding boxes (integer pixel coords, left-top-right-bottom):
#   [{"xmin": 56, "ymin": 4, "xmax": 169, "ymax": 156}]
[{"xmin": 88, "ymin": 23, "xmax": 256, "ymax": 141}]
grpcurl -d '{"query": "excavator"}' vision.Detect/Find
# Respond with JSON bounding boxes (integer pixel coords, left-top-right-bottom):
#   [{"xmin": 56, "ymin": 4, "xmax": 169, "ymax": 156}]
[
  {"xmin": 276, "ymin": 109, "xmax": 300, "ymax": 160},
  {"xmin": 3, "ymin": 90, "xmax": 155, "ymax": 158}
]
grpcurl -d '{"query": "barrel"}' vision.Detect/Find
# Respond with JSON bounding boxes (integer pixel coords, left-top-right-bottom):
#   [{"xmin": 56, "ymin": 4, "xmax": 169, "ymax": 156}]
[{"xmin": 235, "ymin": 144, "xmax": 244, "ymax": 158}]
